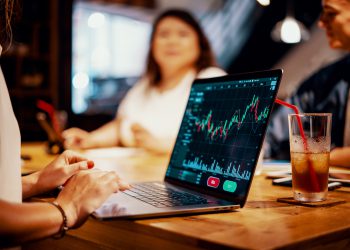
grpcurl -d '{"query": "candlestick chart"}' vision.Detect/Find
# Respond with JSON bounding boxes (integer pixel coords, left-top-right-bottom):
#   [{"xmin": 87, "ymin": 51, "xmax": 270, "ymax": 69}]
[
  {"xmin": 167, "ymin": 75, "xmax": 280, "ymax": 194},
  {"xmin": 195, "ymin": 95, "xmax": 270, "ymax": 143}
]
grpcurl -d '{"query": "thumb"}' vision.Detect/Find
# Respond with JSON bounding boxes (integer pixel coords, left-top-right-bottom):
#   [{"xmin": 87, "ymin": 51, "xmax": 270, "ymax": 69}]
[{"xmin": 69, "ymin": 160, "xmax": 94, "ymax": 173}]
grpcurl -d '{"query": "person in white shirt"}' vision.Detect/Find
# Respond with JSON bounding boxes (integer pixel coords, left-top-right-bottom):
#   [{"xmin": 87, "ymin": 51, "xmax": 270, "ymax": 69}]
[
  {"xmin": 63, "ymin": 9, "xmax": 226, "ymax": 154},
  {"xmin": 0, "ymin": 1, "xmax": 129, "ymax": 247}
]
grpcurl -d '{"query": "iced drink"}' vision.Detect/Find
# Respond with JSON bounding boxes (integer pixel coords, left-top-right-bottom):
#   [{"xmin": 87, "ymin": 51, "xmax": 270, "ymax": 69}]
[{"xmin": 288, "ymin": 114, "xmax": 332, "ymax": 202}]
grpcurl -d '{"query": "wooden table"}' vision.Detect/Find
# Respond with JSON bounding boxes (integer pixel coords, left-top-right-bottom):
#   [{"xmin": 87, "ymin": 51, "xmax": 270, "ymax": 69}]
[{"xmin": 22, "ymin": 143, "xmax": 350, "ymax": 250}]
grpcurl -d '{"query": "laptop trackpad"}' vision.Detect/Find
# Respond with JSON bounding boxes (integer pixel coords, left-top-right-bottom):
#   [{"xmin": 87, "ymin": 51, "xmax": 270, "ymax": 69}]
[{"xmin": 93, "ymin": 192, "xmax": 159, "ymax": 219}]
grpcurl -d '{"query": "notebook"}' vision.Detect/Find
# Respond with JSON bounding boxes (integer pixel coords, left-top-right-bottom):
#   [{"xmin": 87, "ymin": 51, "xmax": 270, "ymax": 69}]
[{"xmin": 93, "ymin": 69, "xmax": 283, "ymax": 219}]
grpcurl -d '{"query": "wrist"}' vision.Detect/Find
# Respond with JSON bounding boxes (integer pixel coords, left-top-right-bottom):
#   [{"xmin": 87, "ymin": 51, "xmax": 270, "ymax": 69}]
[
  {"xmin": 22, "ymin": 172, "xmax": 40, "ymax": 199},
  {"xmin": 48, "ymin": 201, "xmax": 69, "ymax": 238},
  {"xmin": 55, "ymin": 199, "xmax": 77, "ymax": 228},
  {"xmin": 80, "ymin": 134, "xmax": 98, "ymax": 149}
]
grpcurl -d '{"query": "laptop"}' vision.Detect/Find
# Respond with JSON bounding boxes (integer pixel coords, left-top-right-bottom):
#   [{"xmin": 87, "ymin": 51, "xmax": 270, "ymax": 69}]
[{"xmin": 93, "ymin": 69, "xmax": 283, "ymax": 219}]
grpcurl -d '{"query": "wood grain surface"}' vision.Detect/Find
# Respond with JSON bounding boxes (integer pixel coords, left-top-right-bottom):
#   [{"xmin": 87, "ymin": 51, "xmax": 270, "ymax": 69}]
[{"xmin": 22, "ymin": 143, "xmax": 350, "ymax": 250}]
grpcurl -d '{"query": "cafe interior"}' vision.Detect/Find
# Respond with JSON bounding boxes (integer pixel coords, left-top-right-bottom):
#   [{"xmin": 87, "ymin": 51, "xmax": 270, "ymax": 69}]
[{"xmin": 1, "ymin": 0, "xmax": 350, "ymax": 249}]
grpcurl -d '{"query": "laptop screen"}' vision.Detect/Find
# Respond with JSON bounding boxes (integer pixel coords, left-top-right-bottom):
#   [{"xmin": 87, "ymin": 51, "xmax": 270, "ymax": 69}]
[{"xmin": 165, "ymin": 70, "xmax": 282, "ymax": 206}]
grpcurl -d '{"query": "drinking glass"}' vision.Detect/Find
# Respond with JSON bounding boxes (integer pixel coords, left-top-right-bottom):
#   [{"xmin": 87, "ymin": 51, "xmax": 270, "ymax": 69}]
[{"xmin": 288, "ymin": 113, "xmax": 332, "ymax": 202}]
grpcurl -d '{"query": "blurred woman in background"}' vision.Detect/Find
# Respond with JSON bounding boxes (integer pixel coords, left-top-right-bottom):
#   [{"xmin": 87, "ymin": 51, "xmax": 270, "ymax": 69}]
[{"xmin": 63, "ymin": 9, "xmax": 226, "ymax": 154}]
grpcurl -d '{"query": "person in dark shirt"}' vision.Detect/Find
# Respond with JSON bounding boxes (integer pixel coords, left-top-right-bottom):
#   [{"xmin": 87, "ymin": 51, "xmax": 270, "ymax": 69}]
[{"xmin": 265, "ymin": 0, "xmax": 350, "ymax": 167}]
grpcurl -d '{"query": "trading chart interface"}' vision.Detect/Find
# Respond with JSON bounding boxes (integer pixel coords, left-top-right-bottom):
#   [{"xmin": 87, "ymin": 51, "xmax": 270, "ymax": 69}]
[{"xmin": 166, "ymin": 75, "xmax": 279, "ymax": 198}]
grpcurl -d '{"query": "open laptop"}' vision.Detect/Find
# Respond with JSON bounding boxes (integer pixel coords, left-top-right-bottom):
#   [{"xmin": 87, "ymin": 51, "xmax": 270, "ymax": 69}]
[{"xmin": 93, "ymin": 69, "xmax": 282, "ymax": 219}]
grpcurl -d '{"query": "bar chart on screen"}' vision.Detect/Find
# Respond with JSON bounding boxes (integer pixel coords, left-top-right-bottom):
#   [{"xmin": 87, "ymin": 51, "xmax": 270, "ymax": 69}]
[{"xmin": 166, "ymin": 76, "xmax": 279, "ymax": 195}]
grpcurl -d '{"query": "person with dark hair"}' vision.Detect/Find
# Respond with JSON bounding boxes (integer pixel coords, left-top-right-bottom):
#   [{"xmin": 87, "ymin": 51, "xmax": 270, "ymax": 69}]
[
  {"xmin": 0, "ymin": 0, "xmax": 129, "ymax": 246},
  {"xmin": 265, "ymin": 0, "xmax": 350, "ymax": 167},
  {"xmin": 63, "ymin": 9, "xmax": 226, "ymax": 154}
]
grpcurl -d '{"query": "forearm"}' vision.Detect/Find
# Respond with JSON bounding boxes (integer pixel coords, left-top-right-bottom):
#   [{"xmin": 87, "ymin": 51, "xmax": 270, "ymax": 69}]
[
  {"xmin": 0, "ymin": 200, "xmax": 63, "ymax": 247},
  {"xmin": 330, "ymin": 147, "xmax": 350, "ymax": 167},
  {"xmin": 87, "ymin": 119, "xmax": 120, "ymax": 148},
  {"xmin": 22, "ymin": 172, "xmax": 40, "ymax": 199}
]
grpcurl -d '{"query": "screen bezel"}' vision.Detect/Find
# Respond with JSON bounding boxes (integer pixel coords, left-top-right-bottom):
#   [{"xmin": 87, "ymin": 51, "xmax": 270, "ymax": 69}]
[{"xmin": 165, "ymin": 69, "xmax": 283, "ymax": 207}]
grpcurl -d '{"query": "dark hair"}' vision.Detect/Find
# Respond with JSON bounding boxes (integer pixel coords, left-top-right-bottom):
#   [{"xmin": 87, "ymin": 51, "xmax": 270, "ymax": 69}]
[
  {"xmin": 0, "ymin": 0, "xmax": 19, "ymax": 51},
  {"xmin": 145, "ymin": 9, "xmax": 217, "ymax": 86}
]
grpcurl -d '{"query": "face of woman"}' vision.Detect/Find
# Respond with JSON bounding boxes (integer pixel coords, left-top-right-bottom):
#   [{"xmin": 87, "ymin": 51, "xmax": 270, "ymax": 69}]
[
  {"xmin": 152, "ymin": 17, "xmax": 200, "ymax": 73},
  {"xmin": 319, "ymin": 0, "xmax": 350, "ymax": 51}
]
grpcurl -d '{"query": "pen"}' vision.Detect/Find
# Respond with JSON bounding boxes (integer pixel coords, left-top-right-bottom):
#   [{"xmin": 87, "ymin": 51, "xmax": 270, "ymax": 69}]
[{"xmin": 36, "ymin": 112, "xmax": 58, "ymax": 142}]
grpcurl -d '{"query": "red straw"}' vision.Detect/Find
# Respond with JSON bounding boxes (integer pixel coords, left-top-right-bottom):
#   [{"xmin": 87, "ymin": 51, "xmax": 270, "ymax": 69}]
[{"xmin": 275, "ymin": 99, "xmax": 320, "ymax": 192}]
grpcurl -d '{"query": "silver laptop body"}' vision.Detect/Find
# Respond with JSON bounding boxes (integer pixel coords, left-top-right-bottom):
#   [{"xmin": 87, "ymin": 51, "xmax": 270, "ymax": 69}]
[{"xmin": 93, "ymin": 69, "xmax": 282, "ymax": 219}]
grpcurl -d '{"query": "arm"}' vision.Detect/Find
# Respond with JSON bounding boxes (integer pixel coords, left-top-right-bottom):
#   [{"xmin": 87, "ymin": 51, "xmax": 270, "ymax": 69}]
[
  {"xmin": 0, "ymin": 201, "xmax": 63, "ymax": 246},
  {"xmin": 63, "ymin": 118, "xmax": 120, "ymax": 149},
  {"xmin": 88, "ymin": 118, "xmax": 120, "ymax": 148},
  {"xmin": 2, "ymin": 170, "xmax": 129, "ymax": 247},
  {"xmin": 330, "ymin": 147, "xmax": 350, "ymax": 167}
]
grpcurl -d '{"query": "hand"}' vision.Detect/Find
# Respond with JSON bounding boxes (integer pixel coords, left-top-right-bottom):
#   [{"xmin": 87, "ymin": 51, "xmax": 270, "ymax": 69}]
[
  {"xmin": 131, "ymin": 123, "xmax": 156, "ymax": 151},
  {"xmin": 23, "ymin": 150, "xmax": 94, "ymax": 198},
  {"xmin": 56, "ymin": 170, "xmax": 130, "ymax": 228},
  {"xmin": 62, "ymin": 127, "xmax": 90, "ymax": 149},
  {"xmin": 131, "ymin": 123, "xmax": 173, "ymax": 154}
]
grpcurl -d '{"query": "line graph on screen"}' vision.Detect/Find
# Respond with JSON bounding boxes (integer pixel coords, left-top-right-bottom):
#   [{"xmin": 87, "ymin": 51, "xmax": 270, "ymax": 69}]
[{"xmin": 194, "ymin": 95, "xmax": 270, "ymax": 143}]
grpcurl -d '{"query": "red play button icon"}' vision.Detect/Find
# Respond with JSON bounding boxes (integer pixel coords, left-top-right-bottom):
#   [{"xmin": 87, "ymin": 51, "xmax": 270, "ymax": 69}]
[{"xmin": 207, "ymin": 176, "xmax": 220, "ymax": 188}]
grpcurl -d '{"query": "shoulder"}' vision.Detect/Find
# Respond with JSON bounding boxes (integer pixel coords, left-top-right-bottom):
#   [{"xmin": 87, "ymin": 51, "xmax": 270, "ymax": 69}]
[
  {"xmin": 297, "ymin": 55, "xmax": 350, "ymax": 94},
  {"xmin": 197, "ymin": 67, "xmax": 227, "ymax": 79},
  {"xmin": 125, "ymin": 77, "xmax": 149, "ymax": 95},
  {"xmin": 118, "ymin": 77, "xmax": 149, "ymax": 110}
]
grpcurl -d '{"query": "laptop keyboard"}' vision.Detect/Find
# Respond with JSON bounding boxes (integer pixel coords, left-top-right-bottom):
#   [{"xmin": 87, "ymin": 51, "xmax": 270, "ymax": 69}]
[{"xmin": 123, "ymin": 182, "xmax": 209, "ymax": 208}]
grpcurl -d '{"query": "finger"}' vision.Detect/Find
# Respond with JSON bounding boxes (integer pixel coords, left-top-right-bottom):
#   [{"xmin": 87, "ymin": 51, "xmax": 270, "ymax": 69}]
[
  {"xmin": 109, "ymin": 172, "xmax": 130, "ymax": 191},
  {"xmin": 62, "ymin": 127, "xmax": 87, "ymax": 138},
  {"xmin": 62, "ymin": 128, "xmax": 74, "ymax": 138},
  {"xmin": 64, "ymin": 150, "xmax": 89, "ymax": 163},
  {"xmin": 97, "ymin": 172, "xmax": 120, "ymax": 193},
  {"xmin": 117, "ymin": 180, "xmax": 131, "ymax": 191},
  {"xmin": 100, "ymin": 172, "xmax": 130, "ymax": 192},
  {"xmin": 69, "ymin": 160, "xmax": 95, "ymax": 174}
]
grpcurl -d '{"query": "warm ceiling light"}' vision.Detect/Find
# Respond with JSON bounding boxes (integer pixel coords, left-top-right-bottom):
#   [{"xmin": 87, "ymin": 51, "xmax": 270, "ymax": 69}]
[
  {"xmin": 281, "ymin": 17, "xmax": 300, "ymax": 43},
  {"xmin": 271, "ymin": 0, "xmax": 310, "ymax": 44},
  {"xmin": 271, "ymin": 16, "xmax": 310, "ymax": 44},
  {"xmin": 257, "ymin": 0, "xmax": 270, "ymax": 6}
]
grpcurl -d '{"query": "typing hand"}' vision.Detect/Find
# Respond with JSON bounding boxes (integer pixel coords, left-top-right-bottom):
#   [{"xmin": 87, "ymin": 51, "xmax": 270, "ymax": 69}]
[
  {"xmin": 22, "ymin": 150, "xmax": 94, "ymax": 198},
  {"xmin": 56, "ymin": 170, "xmax": 130, "ymax": 228}
]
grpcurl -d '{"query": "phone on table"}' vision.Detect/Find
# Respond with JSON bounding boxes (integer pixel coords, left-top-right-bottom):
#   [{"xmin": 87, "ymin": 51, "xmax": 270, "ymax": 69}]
[{"xmin": 272, "ymin": 176, "xmax": 342, "ymax": 190}]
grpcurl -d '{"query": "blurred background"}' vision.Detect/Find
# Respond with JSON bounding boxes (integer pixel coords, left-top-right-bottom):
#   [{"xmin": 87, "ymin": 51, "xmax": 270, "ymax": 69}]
[{"xmin": 0, "ymin": 0, "xmax": 346, "ymax": 141}]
